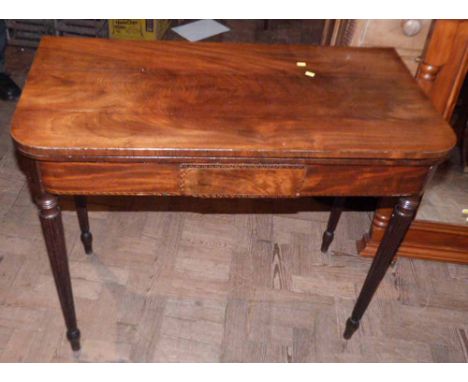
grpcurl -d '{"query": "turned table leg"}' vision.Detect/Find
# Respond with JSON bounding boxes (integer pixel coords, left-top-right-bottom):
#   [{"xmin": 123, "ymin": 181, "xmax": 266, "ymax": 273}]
[
  {"xmin": 36, "ymin": 193, "xmax": 81, "ymax": 351},
  {"xmin": 321, "ymin": 197, "xmax": 346, "ymax": 253},
  {"xmin": 74, "ymin": 196, "xmax": 93, "ymax": 255},
  {"xmin": 343, "ymin": 196, "xmax": 420, "ymax": 339}
]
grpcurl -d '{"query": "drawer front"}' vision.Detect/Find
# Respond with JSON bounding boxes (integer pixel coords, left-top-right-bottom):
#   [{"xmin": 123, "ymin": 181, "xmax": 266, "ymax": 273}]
[
  {"xmin": 180, "ymin": 165, "xmax": 306, "ymax": 197},
  {"xmin": 39, "ymin": 162, "xmax": 430, "ymax": 197}
]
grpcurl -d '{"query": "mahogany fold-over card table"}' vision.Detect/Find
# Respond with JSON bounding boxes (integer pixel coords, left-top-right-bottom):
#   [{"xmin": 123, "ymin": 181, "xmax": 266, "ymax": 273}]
[{"xmin": 11, "ymin": 37, "xmax": 455, "ymax": 352}]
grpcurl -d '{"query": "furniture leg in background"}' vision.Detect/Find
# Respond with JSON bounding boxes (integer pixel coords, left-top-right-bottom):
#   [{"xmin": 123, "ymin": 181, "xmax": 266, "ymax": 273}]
[
  {"xmin": 359, "ymin": 196, "xmax": 468, "ymax": 264},
  {"xmin": 74, "ymin": 196, "xmax": 93, "ymax": 255},
  {"xmin": 321, "ymin": 197, "xmax": 346, "ymax": 253},
  {"xmin": 357, "ymin": 197, "xmax": 395, "ymax": 255}
]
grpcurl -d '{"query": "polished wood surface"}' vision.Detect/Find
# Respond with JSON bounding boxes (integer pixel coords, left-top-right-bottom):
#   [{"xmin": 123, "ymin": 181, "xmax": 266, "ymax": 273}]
[
  {"xmin": 10, "ymin": 37, "xmax": 458, "ymax": 352},
  {"xmin": 360, "ymin": 20, "xmax": 468, "ymax": 264},
  {"xmin": 40, "ymin": 162, "xmax": 181, "ymax": 195},
  {"xmin": 39, "ymin": 161, "xmax": 431, "ymax": 197},
  {"xmin": 12, "ymin": 36, "xmax": 455, "ymax": 161},
  {"xmin": 299, "ymin": 165, "xmax": 430, "ymax": 196},
  {"xmin": 180, "ymin": 165, "xmax": 305, "ymax": 198}
]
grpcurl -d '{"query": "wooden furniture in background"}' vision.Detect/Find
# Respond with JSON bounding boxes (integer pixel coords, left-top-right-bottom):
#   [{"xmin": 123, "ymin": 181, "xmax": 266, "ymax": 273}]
[
  {"xmin": 359, "ymin": 20, "xmax": 468, "ymax": 264},
  {"xmin": 11, "ymin": 37, "xmax": 454, "ymax": 351},
  {"xmin": 326, "ymin": 19, "xmax": 432, "ymax": 75},
  {"xmin": 416, "ymin": 20, "xmax": 468, "ymax": 120},
  {"xmin": 417, "ymin": 19, "xmax": 468, "ymax": 171},
  {"xmin": 358, "ymin": 199, "xmax": 468, "ymax": 263},
  {"xmin": 321, "ymin": 20, "xmax": 356, "ymax": 47}
]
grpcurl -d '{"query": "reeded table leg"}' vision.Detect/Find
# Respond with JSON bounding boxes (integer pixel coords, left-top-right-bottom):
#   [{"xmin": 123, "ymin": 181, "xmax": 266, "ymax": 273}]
[
  {"xmin": 74, "ymin": 196, "xmax": 93, "ymax": 255},
  {"xmin": 321, "ymin": 197, "xmax": 346, "ymax": 253},
  {"xmin": 36, "ymin": 193, "xmax": 81, "ymax": 351},
  {"xmin": 343, "ymin": 196, "xmax": 419, "ymax": 339}
]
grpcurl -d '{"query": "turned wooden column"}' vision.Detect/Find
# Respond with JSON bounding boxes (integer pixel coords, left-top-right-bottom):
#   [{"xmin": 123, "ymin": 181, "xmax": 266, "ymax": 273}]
[
  {"xmin": 21, "ymin": 156, "xmax": 81, "ymax": 351},
  {"xmin": 416, "ymin": 20, "xmax": 468, "ymax": 120},
  {"xmin": 344, "ymin": 196, "xmax": 420, "ymax": 339},
  {"xmin": 37, "ymin": 193, "xmax": 81, "ymax": 351}
]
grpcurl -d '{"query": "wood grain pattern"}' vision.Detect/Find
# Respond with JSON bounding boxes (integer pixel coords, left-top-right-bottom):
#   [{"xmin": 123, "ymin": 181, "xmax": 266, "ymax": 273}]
[
  {"xmin": 39, "ymin": 162, "xmax": 180, "ymax": 195},
  {"xmin": 180, "ymin": 165, "xmax": 305, "ymax": 197},
  {"xmin": 39, "ymin": 161, "xmax": 430, "ymax": 197},
  {"xmin": 11, "ymin": 36, "xmax": 455, "ymax": 161},
  {"xmin": 301, "ymin": 165, "xmax": 429, "ymax": 196}
]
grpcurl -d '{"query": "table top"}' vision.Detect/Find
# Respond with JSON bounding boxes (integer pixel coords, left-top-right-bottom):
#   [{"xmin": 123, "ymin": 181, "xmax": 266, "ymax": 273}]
[{"xmin": 12, "ymin": 36, "xmax": 455, "ymax": 162}]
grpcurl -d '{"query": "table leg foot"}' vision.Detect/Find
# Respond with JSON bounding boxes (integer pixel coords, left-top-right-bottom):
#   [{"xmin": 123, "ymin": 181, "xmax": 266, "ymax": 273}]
[
  {"xmin": 67, "ymin": 328, "xmax": 81, "ymax": 351},
  {"xmin": 81, "ymin": 232, "xmax": 93, "ymax": 255},
  {"xmin": 343, "ymin": 317, "xmax": 360, "ymax": 339},
  {"xmin": 321, "ymin": 197, "xmax": 346, "ymax": 253},
  {"xmin": 343, "ymin": 196, "xmax": 419, "ymax": 338},
  {"xmin": 75, "ymin": 196, "xmax": 93, "ymax": 255},
  {"xmin": 321, "ymin": 231, "xmax": 334, "ymax": 253}
]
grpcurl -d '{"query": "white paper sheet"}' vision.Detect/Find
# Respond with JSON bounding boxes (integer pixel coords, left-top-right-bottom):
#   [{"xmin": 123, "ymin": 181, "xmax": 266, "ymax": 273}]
[{"xmin": 171, "ymin": 20, "xmax": 230, "ymax": 42}]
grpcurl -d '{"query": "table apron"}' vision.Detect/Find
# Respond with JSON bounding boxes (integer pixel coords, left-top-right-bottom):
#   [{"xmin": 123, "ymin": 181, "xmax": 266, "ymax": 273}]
[{"xmin": 38, "ymin": 161, "xmax": 431, "ymax": 197}]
